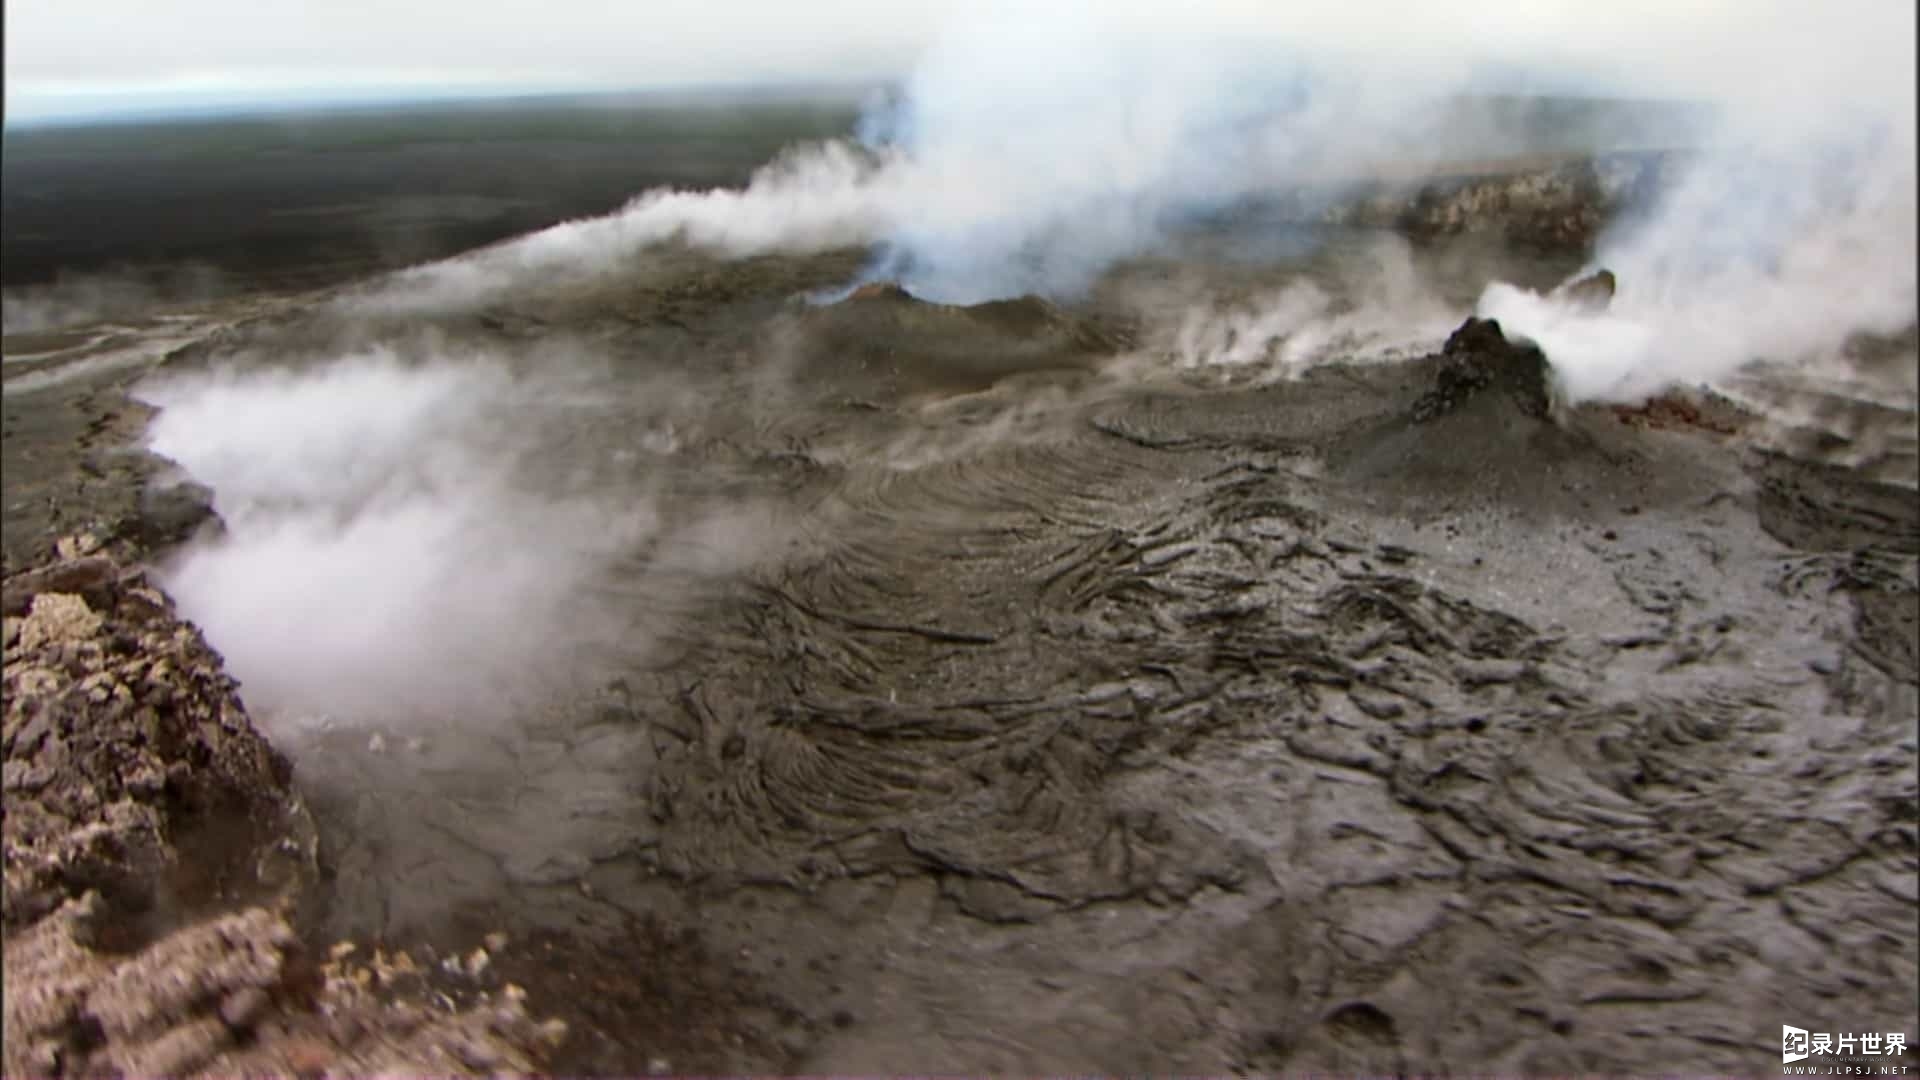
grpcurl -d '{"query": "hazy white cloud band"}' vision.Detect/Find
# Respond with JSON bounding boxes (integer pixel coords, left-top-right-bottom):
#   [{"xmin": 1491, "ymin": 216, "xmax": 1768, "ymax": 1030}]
[{"xmin": 322, "ymin": 0, "xmax": 1915, "ymax": 408}]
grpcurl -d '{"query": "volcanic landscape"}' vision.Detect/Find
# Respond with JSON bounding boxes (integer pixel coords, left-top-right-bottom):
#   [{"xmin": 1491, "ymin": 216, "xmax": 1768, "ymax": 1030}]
[{"xmin": 3, "ymin": 82, "xmax": 1916, "ymax": 1076}]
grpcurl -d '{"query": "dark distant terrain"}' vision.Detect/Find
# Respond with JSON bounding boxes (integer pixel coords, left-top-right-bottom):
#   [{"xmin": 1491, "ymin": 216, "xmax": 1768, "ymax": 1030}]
[{"xmin": 2, "ymin": 91, "xmax": 866, "ymax": 299}]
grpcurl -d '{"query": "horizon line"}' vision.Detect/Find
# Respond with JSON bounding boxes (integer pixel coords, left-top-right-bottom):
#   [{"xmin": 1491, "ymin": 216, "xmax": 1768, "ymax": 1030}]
[{"xmin": 2, "ymin": 77, "xmax": 894, "ymax": 132}]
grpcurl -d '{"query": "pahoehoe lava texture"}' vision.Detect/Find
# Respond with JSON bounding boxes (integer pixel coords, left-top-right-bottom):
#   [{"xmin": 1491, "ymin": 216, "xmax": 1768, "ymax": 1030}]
[
  {"xmin": 247, "ymin": 253, "xmax": 1920, "ymax": 1075},
  {"xmin": 0, "ymin": 200, "xmax": 1882, "ymax": 1075}
]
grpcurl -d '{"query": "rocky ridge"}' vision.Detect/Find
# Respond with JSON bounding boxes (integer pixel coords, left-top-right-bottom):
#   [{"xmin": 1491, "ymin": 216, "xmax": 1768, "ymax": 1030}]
[{"xmin": 3, "ymin": 533, "xmax": 566, "ymax": 1077}]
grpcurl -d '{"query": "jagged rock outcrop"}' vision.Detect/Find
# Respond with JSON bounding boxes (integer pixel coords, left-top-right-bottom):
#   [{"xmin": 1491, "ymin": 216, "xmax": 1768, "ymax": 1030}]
[
  {"xmin": 1412, "ymin": 316, "xmax": 1557, "ymax": 422},
  {"xmin": 3, "ymin": 537, "xmax": 565, "ymax": 1077},
  {"xmin": 1318, "ymin": 154, "xmax": 1669, "ymax": 253},
  {"xmin": 1554, "ymin": 267, "xmax": 1617, "ymax": 313},
  {"xmin": 2, "ymin": 533, "xmax": 303, "ymax": 931}
]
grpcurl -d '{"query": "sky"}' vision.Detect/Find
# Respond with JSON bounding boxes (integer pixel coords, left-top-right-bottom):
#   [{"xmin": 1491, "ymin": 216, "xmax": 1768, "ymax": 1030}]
[
  {"xmin": 7, "ymin": 0, "xmax": 1914, "ymax": 126},
  {"xmin": 3, "ymin": 0, "xmax": 953, "ymax": 124}
]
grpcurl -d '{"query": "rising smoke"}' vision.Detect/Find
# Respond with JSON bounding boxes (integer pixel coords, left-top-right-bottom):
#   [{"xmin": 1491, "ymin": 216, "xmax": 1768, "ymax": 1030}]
[
  {"xmin": 1481, "ymin": 18, "xmax": 1917, "ymax": 402},
  {"xmin": 358, "ymin": 12, "xmax": 1528, "ymax": 313},
  {"xmin": 146, "ymin": 0, "xmax": 1915, "ymax": 735},
  {"xmin": 1124, "ymin": 232, "xmax": 1460, "ymax": 381},
  {"xmin": 3, "ymin": 264, "xmax": 231, "ymax": 335},
  {"xmin": 137, "ymin": 345, "xmax": 780, "ymax": 733},
  {"xmin": 354, "ymin": 0, "xmax": 1914, "ymax": 405}
]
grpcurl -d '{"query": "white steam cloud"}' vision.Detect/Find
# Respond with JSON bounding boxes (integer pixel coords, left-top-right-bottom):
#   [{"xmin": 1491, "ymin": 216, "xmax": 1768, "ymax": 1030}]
[
  {"xmin": 356, "ymin": 140, "xmax": 899, "ymax": 314},
  {"xmin": 1151, "ymin": 234, "xmax": 1460, "ymax": 380},
  {"xmin": 136, "ymin": 348, "xmax": 779, "ymax": 732},
  {"xmin": 358, "ymin": 8, "xmax": 1581, "ymax": 313},
  {"xmin": 1482, "ymin": 110, "xmax": 1917, "ymax": 402},
  {"xmin": 348, "ymin": 0, "xmax": 1914, "ymax": 408}
]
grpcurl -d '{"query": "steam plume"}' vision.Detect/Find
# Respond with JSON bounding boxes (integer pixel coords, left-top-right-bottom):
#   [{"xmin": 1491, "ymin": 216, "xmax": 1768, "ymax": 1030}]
[
  {"xmin": 355, "ymin": 0, "xmax": 1913, "ymax": 402},
  {"xmin": 1482, "ymin": 42, "xmax": 1916, "ymax": 401},
  {"xmin": 137, "ymin": 348, "xmax": 780, "ymax": 731}
]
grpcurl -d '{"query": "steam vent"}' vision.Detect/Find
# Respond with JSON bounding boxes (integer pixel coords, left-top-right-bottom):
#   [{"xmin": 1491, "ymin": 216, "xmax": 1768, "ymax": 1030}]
[{"xmin": 5, "ymin": 34, "xmax": 1916, "ymax": 1077}]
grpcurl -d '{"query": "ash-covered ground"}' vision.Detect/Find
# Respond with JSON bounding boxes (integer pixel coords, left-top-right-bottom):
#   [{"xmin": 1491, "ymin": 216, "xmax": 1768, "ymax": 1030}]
[{"xmin": 5, "ymin": 84, "xmax": 1917, "ymax": 1076}]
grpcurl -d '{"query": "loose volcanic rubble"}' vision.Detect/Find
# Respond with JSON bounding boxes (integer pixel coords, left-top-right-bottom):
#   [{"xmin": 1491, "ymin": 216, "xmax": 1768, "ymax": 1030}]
[{"xmin": 3, "ymin": 534, "xmax": 566, "ymax": 1077}]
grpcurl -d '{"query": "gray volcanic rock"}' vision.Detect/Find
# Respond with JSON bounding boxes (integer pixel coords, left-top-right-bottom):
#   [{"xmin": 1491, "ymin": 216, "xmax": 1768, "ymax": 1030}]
[
  {"xmin": 793, "ymin": 283, "xmax": 1133, "ymax": 397},
  {"xmin": 1412, "ymin": 316, "xmax": 1556, "ymax": 422}
]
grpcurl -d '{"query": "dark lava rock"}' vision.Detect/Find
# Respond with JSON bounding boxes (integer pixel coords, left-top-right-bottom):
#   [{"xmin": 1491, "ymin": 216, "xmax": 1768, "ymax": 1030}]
[
  {"xmin": 122, "ymin": 478, "xmax": 223, "ymax": 552},
  {"xmin": 1412, "ymin": 317, "xmax": 1556, "ymax": 423},
  {"xmin": 796, "ymin": 284, "xmax": 1131, "ymax": 397},
  {"xmin": 1749, "ymin": 449, "xmax": 1920, "ymax": 556},
  {"xmin": 1554, "ymin": 268, "xmax": 1617, "ymax": 313}
]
